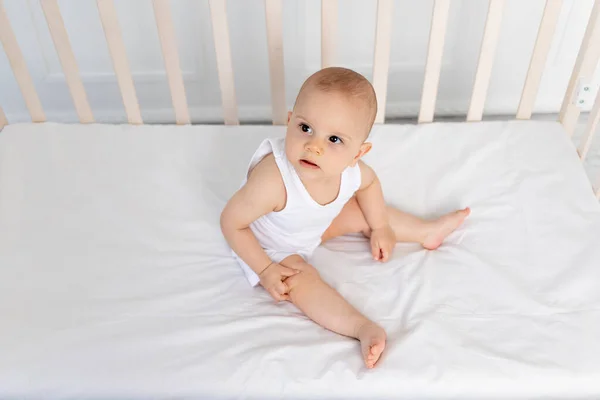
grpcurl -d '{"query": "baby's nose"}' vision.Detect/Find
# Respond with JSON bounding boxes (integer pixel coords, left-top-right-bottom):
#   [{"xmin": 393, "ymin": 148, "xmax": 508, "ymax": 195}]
[{"xmin": 305, "ymin": 139, "xmax": 324, "ymax": 156}]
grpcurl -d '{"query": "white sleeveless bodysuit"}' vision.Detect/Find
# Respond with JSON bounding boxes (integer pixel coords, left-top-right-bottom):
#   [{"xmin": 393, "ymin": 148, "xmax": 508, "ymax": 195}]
[{"xmin": 233, "ymin": 137, "xmax": 362, "ymax": 286}]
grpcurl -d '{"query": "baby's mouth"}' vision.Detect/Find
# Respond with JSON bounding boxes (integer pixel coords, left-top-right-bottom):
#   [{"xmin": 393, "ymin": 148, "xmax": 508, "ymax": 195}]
[{"xmin": 299, "ymin": 159, "xmax": 320, "ymax": 169}]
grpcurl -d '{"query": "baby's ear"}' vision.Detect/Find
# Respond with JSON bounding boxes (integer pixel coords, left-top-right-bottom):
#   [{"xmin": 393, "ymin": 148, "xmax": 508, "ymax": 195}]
[
  {"xmin": 352, "ymin": 142, "xmax": 372, "ymax": 165},
  {"xmin": 287, "ymin": 111, "xmax": 292, "ymax": 124}
]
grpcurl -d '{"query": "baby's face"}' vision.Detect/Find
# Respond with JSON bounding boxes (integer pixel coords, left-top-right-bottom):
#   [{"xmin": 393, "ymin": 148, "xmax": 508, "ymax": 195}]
[{"xmin": 285, "ymin": 90, "xmax": 372, "ymax": 180}]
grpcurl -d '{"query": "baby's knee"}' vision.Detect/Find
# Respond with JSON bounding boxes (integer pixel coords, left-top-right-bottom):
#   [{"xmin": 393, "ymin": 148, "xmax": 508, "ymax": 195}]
[{"xmin": 284, "ymin": 263, "xmax": 321, "ymax": 293}]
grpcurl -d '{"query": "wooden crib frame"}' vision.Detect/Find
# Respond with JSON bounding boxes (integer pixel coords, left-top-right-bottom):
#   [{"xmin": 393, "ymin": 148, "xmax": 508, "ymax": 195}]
[{"xmin": 1, "ymin": 0, "xmax": 600, "ymax": 198}]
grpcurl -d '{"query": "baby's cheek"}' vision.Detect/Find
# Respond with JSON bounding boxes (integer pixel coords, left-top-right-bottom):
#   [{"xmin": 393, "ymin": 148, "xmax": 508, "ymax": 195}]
[
  {"xmin": 338, "ymin": 151, "xmax": 358, "ymax": 168},
  {"xmin": 285, "ymin": 139, "xmax": 301, "ymax": 158},
  {"xmin": 325, "ymin": 155, "xmax": 344, "ymax": 170}
]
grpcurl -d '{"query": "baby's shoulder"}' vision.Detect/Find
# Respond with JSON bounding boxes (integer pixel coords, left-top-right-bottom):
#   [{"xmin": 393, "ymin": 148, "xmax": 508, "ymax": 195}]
[
  {"xmin": 248, "ymin": 153, "xmax": 278, "ymax": 180},
  {"xmin": 357, "ymin": 160, "xmax": 377, "ymax": 190},
  {"xmin": 246, "ymin": 153, "xmax": 286, "ymax": 209}
]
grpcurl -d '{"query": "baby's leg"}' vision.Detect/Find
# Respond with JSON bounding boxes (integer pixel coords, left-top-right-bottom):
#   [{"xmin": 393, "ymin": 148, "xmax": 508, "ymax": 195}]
[
  {"xmin": 280, "ymin": 255, "xmax": 386, "ymax": 369},
  {"xmin": 322, "ymin": 197, "xmax": 470, "ymax": 250}
]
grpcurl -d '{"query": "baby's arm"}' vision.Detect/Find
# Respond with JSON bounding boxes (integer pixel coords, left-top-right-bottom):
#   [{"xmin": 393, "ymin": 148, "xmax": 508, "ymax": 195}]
[
  {"xmin": 221, "ymin": 155, "xmax": 285, "ymax": 273},
  {"xmin": 355, "ymin": 161, "xmax": 389, "ymax": 230},
  {"xmin": 355, "ymin": 161, "xmax": 395, "ymax": 261},
  {"xmin": 220, "ymin": 155, "xmax": 298, "ymax": 299}
]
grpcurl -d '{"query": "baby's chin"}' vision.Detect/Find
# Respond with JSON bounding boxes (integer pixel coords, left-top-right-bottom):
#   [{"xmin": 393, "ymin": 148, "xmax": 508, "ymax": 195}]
[{"xmin": 295, "ymin": 162, "xmax": 348, "ymax": 179}]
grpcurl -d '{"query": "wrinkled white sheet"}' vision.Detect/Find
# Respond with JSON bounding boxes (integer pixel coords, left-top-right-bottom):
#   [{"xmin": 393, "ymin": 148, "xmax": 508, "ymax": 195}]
[{"xmin": 0, "ymin": 121, "xmax": 599, "ymax": 399}]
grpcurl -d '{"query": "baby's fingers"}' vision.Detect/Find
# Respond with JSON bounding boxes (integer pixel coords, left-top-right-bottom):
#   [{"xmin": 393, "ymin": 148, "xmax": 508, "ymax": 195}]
[
  {"xmin": 272, "ymin": 291, "xmax": 289, "ymax": 302},
  {"xmin": 381, "ymin": 241, "xmax": 395, "ymax": 262},
  {"xmin": 380, "ymin": 247, "xmax": 389, "ymax": 262},
  {"xmin": 279, "ymin": 266, "xmax": 299, "ymax": 277},
  {"xmin": 371, "ymin": 239, "xmax": 381, "ymax": 261},
  {"xmin": 268, "ymin": 288, "xmax": 286, "ymax": 302},
  {"xmin": 276, "ymin": 281, "xmax": 290, "ymax": 296}
]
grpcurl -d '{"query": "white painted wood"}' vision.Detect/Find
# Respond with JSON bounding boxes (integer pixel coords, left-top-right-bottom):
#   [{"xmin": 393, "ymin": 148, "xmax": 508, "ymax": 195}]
[
  {"xmin": 467, "ymin": 0, "xmax": 505, "ymax": 122},
  {"xmin": 0, "ymin": 0, "xmax": 45, "ymax": 122},
  {"xmin": 579, "ymin": 88, "xmax": 600, "ymax": 161},
  {"xmin": 0, "ymin": 2, "xmax": 597, "ymax": 125},
  {"xmin": 516, "ymin": 0, "xmax": 562, "ymax": 120},
  {"xmin": 209, "ymin": 0, "xmax": 239, "ymax": 125},
  {"xmin": 264, "ymin": 0, "xmax": 286, "ymax": 125},
  {"xmin": 96, "ymin": 0, "xmax": 142, "ymax": 125},
  {"xmin": 0, "ymin": 106, "xmax": 7, "ymax": 128},
  {"xmin": 152, "ymin": 0, "xmax": 190, "ymax": 125},
  {"xmin": 559, "ymin": 0, "xmax": 600, "ymax": 137},
  {"xmin": 41, "ymin": 0, "xmax": 94, "ymax": 123},
  {"xmin": 0, "ymin": 2, "xmax": 594, "ymax": 125},
  {"xmin": 372, "ymin": 0, "xmax": 393, "ymax": 124},
  {"xmin": 321, "ymin": 0, "xmax": 337, "ymax": 69},
  {"xmin": 418, "ymin": 0, "xmax": 450, "ymax": 124}
]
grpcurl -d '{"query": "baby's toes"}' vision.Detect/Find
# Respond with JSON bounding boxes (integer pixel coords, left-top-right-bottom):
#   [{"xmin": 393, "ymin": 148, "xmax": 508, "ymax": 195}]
[
  {"xmin": 358, "ymin": 322, "xmax": 387, "ymax": 368},
  {"xmin": 366, "ymin": 351, "xmax": 378, "ymax": 368}
]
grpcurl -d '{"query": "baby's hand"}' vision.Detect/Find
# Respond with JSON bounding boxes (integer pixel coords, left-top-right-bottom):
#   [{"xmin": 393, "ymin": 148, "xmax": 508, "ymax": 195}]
[
  {"xmin": 370, "ymin": 224, "xmax": 395, "ymax": 262},
  {"xmin": 259, "ymin": 262, "xmax": 299, "ymax": 302}
]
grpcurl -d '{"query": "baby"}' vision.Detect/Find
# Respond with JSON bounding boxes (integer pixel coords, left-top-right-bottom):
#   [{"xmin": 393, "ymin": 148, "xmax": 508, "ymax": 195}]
[{"xmin": 221, "ymin": 67, "xmax": 469, "ymax": 369}]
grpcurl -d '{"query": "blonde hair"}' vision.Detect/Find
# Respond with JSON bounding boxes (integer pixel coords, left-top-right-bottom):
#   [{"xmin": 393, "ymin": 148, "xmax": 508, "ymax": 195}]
[{"xmin": 294, "ymin": 67, "xmax": 378, "ymax": 131}]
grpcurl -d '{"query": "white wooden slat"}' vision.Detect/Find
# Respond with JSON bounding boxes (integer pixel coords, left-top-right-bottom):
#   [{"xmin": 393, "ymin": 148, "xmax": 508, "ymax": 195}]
[
  {"xmin": 559, "ymin": 0, "xmax": 600, "ymax": 137},
  {"xmin": 372, "ymin": 0, "xmax": 393, "ymax": 124},
  {"xmin": 0, "ymin": 0, "xmax": 45, "ymax": 122},
  {"xmin": 97, "ymin": 0, "xmax": 142, "ymax": 125},
  {"xmin": 264, "ymin": 0, "xmax": 286, "ymax": 125},
  {"xmin": 516, "ymin": 0, "xmax": 562, "ymax": 120},
  {"xmin": 467, "ymin": 0, "xmax": 504, "ymax": 122},
  {"xmin": 321, "ymin": 0, "xmax": 337, "ymax": 69},
  {"xmin": 579, "ymin": 88, "xmax": 600, "ymax": 161},
  {"xmin": 41, "ymin": 0, "xmax": 94, "ymax": 123},
  {"xmin": 209, "ymin": 0, "xmax": 239, "ymax": 125},
  {"xmin": 0, "ymin": 106, "xmax": 7, "ymax": 129},
  {"xmin": 418, "ymin": 0, "xmax": 450, "ymax": 124},
  {"xmin": 152, "ymin": 0, "xmax": 190, "ymax": 125}
]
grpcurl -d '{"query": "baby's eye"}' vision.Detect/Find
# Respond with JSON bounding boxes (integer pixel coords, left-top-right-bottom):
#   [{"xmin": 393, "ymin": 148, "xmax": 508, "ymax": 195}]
[
  {"xmin": 329, "ymin": 135, "xmax": 343, "ymax": 144},
  {"xmin": 299, "ymin": 123, "xmax": 312, "ymax": 134}
]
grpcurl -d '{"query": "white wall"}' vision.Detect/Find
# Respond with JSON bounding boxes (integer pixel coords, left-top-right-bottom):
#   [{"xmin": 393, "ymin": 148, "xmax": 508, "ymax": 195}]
[{"xmin": 1, "ymin": 0, "xmax": 599, "ymax": 124}]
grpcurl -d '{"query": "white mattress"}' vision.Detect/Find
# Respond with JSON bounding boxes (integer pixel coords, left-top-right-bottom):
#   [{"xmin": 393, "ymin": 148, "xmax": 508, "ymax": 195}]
[{"xmin": 1, "ymin": 121, "xmax": 600, "ymax": 399}]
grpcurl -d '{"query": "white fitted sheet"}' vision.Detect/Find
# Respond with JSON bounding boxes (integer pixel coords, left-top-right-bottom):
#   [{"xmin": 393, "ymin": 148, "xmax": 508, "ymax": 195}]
[{"xmin": 0, "ymin": 121, "xmax": 599, "ymax": 399}]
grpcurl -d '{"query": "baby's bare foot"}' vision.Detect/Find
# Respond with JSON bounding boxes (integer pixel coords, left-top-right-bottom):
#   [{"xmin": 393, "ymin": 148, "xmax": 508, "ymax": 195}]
[
  {"xmin": 423, "ymin": 207, "xmax": 470, "ymax": 250},
  {"xmin": 357, "ymin": 321, "xmax": 386, "ymax": 369}
]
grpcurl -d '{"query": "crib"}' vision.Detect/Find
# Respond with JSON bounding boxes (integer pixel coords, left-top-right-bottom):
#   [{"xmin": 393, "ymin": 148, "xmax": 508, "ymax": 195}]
[{"xmin": 1, "ymin": 1, "xmax": 600, "ymax": 399}]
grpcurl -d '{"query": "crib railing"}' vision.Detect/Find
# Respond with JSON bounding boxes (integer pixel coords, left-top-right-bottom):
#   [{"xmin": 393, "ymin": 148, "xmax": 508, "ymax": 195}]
[{"xmin": 1, "ymin": 0, "xmax": 600, "ymax": 197}]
